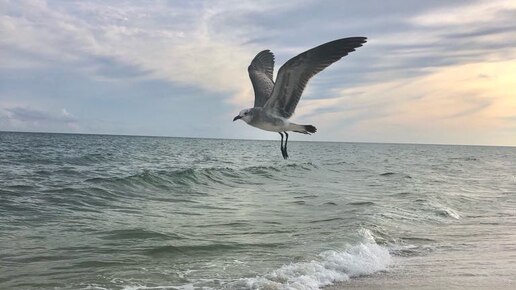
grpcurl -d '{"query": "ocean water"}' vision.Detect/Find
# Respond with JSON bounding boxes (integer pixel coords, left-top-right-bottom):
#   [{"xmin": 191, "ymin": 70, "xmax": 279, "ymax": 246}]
[{"xmin": 0, "ymin": 132, "xmax": 515, "ymax": 290}]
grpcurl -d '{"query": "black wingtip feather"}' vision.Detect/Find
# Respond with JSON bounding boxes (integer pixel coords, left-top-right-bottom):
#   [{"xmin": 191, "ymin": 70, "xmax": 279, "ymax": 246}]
[{"xmin": 305, "ymin": 125, "xmax": 317, "ymax": 134}]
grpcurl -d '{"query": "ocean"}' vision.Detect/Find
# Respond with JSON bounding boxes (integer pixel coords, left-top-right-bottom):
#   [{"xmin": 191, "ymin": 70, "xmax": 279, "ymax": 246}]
[{"xmin": 0, "ymin": 131, "xmax": 515, "ymax": 290}]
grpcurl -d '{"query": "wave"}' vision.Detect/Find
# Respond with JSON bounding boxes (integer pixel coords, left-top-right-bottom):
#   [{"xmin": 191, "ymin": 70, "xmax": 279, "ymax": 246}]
[
  {"xmin": 347, "ymin": 201, "xmax": 375, "ymax": 206},
  {"xmin": 33, "ymin": 162, "xmax": 318, "ymax": 215},
  {"xmin": 98, "ymin": 228, "xmax": 178, "ymax": 241},
  {"xmin": 379, "ymin": 172, "xmax": 412, "ymax": 179},
  {"xmin": 449, "ymin": 157, "xmax": 478, "ymax": 161},
  {"xmin": 233, "ymin": 229, "xmax": 391, "ymax": 290},
  {"xmin": 85, "ymin": 163, "xmax": 318, "ymax": 191},
  {"xmin": 110, "ymin": 230, "xmax": 392, "ymax": 290},
  {"xmin": 435, "ymin": 206, "xmax": 460, "ymax": 220}
]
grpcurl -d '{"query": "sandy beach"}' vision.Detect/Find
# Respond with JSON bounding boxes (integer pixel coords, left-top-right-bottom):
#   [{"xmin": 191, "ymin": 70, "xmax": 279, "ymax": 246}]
[
  {"xmin": 329, "ymin": 221, "xmax": 516, "ymax": 290},
  {"xmin": 328, "ymin": 262, "xmax": 514, "ymax": 290}
]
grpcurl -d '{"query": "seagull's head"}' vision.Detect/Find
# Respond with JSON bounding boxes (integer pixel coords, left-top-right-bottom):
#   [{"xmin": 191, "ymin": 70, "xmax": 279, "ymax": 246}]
[{"xmin": 233, "ymin": 108, "xmax": 253, "ymax": 123}]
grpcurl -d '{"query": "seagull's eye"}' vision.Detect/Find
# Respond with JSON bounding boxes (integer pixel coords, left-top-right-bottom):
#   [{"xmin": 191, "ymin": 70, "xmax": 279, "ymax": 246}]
[{"xmin": 244, "ymin": 112, "xmax": 248, "ymax": 116}]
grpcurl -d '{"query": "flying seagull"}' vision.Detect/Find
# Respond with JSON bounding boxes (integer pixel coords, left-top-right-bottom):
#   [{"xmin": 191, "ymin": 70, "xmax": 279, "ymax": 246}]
[{"xmin": 233, "ymin": 37, "xmax": 367, "ymax": 159}]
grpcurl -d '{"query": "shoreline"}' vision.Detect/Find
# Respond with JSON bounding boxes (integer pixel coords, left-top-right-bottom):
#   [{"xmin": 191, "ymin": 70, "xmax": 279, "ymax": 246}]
[{"xmin": 326, "ymin": 245, "xmax": 515, "ymax": 290}]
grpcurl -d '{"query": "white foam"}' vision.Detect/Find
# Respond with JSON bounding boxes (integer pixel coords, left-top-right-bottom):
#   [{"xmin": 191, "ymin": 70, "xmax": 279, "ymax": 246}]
[
  {"xmin": 241, "ymin": 229, "xmax": 391, "ymax": 290},
  {"xmin": 443, "ymin": 207, "xmax": 460, "ymax": 219}
]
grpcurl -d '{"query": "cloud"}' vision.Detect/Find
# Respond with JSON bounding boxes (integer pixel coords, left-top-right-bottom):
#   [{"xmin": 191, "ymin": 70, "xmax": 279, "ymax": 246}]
[
  {"xmin": 0, "ymin": 0, "xmax": 277, "ymax": 106},
  {"xmin": 61, "ymin": 108, "xmax": 74, "ymax": 118},
  {"xmin": 0, "ymin": 106, "xmax": 79, "ymax": 131},
  {"xmin": 293, "ymin": 59, "xmax": 516, "ymax": 145},
  {"xmin": 0, "ymin": 0, "xmax": 515, "ymax": 145},
  {"xmin": 3, "ymin": 0, "xmax": 514, "ymax": 103},
  {"xmin": 410, "ymin": 0, "xmax": 516, "ymax": 27}
]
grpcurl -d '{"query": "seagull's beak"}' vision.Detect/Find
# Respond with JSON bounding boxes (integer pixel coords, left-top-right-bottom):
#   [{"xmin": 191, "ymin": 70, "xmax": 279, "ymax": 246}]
[{"xmin": 233, "ymin": 115, "xmax": 242, "ymax": 121}]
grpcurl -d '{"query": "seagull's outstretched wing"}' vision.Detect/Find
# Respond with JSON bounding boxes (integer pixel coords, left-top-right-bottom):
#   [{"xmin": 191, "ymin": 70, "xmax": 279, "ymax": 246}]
[
  {"xmin": 264, "ymin": 37, "xmax": 367, "ymax": 118},
  {"xmin": 248, "ymin": 50, "xmax": 275, "ymax": 108}
]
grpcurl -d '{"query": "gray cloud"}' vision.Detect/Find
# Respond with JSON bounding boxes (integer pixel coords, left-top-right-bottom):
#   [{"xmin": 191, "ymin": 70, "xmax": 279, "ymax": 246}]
[
  {"xmin": 1, "ymin": 0, "xmax": 515, "ymax": 145},
  {"xmin": 1, "ymin": 106, "xmax": 79, "ymax": 131},
  {"xmin": 4, "ymin": 106, "xmax": 76, "ymax": 122}
]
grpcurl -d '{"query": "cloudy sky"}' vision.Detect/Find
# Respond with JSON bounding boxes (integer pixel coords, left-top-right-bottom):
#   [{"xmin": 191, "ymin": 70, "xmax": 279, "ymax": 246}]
[{"xmin": 1, "ymin": 0, "xmax": 515, "ymax": 145}]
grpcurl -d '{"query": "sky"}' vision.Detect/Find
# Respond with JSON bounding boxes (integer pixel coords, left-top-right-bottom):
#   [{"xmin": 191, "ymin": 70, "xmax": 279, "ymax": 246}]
[{"xmin": 1, "ymin": 0, "xmax": 515, "ymax": 146}]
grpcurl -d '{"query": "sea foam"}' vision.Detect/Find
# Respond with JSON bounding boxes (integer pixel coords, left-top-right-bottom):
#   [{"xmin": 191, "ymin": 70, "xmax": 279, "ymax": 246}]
[{"xmin": 241, "ymin": 229, "xmax": 391, "ymax": 290}]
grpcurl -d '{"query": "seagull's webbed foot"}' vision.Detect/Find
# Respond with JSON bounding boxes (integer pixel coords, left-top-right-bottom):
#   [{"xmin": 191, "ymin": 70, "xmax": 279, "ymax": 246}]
[{"xmin": 279, "ymin": 132, "xmax": 288, "ymax": 159}]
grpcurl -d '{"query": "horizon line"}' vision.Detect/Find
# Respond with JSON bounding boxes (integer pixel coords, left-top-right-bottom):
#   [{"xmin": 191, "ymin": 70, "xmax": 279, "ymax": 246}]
[{"xmin": 1, "ymin": 130, "xmax": 515, "ymax": 148}]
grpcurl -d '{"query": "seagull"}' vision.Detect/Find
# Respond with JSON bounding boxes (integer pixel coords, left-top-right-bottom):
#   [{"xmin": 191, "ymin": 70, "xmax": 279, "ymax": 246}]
[{"xmin": 233, "ymin": 37, "xmax": 367, "ymax": 159}]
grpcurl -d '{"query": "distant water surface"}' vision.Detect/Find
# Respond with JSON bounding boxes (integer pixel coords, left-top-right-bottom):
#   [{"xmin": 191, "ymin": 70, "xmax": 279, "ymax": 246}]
[{"xmin": 0, "ymin": 132, "xmax": 515, "ymax": 289}]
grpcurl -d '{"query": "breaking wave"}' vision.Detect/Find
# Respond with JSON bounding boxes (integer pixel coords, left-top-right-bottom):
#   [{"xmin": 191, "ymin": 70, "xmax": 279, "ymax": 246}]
[{"xmin": 233, "ymin": 229, "xmax": 391, "ymax": 290}]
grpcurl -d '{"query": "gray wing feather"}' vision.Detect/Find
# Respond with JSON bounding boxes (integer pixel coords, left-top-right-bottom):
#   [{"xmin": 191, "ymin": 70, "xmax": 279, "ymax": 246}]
[
  {"xmin": 264, "ymin": 37, "xmax": 367, "ymax": 118},
  {"xmin": 248, "ymin": 50, "xmax": 275, "ymax": 108}
]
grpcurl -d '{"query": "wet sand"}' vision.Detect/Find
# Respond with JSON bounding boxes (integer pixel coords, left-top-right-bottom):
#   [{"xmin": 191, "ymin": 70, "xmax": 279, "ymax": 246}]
[
  {"xmin": 327, "ymin": 262, "xmax": 514, "ymax": 290},
  {"xmin": 328, "ymin": 222, "xmax": 516, "ymax": 290}
]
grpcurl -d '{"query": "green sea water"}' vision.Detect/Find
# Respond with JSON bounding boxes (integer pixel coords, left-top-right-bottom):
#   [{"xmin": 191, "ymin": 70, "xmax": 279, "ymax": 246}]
[{"xmin": 1, "ymin": 132, "xmax": 515, "ymax": 289}]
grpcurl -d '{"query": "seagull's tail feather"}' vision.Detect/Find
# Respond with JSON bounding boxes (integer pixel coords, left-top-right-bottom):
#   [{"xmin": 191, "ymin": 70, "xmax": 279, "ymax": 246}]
[{"xmin": 289, "ymin": 123, "xmax": 317, "ymax": 134}]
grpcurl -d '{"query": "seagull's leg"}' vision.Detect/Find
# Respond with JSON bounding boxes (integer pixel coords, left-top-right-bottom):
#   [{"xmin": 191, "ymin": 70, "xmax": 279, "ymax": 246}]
[
  {"xmin": 279, "ymin": 132, "xmax": 287, "ymax": 159},
  {"xmin": 284, "ymin": 132, "xmax": 289, "ymax": 159}
]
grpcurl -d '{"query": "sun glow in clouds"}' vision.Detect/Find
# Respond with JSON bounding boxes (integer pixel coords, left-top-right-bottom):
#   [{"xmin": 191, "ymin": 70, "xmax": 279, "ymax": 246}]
[
  {"xmin": 293, "ymin": 59, "xmax": 516, "ymax": 145},
  {"xmin": 0, "ymin": 0, "xmax": 515, "ymax": 145}
]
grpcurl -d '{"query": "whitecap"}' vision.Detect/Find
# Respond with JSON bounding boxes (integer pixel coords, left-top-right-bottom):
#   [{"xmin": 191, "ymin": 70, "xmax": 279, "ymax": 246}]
[{"xmin": 238, "ymin": 229, "xmax": 391, "ymax": 290}]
